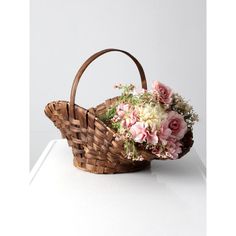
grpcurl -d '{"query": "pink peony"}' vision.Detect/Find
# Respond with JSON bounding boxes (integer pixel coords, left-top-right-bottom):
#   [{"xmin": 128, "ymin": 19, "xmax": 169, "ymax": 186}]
[
  {"xmin": 159, "ymin": 111, "xmax": 187, "ymax": 141},
  {"xmin": 152, "ymin": 81, "xmax": 173, "ymax": 104},
  {"xmin": 116, "ymin": 103, "xmax": 130, "ymax": 118},
  {"xmin": 166, "ymin": 138, "xmax": 182, "ymax": 159},
  {"xmin": 130, "ymin": 122, "xmax": 158, "ymax": 145}
]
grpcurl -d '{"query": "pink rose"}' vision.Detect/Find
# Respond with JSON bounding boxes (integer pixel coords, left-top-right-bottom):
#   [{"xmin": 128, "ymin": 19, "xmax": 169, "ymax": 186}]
[
  {"xmin": 130, "ymin": 122, "xmax": 147, "ymax": 143},
  {"xmin": 130, "ymin": 122, "xmax": 158, "ymax": 145},
  {"xmin": 116, "ymin": 103, "xmax": 130, "ymax": 118},
  {"xmin": 166, "ymin": 138, "xmax": 182, "ymax": 159},
  {"xmin": 152, "ymin": 81, "xmax": 173, "ymax": 104},
  {"xmin": 159, "ymin": 111, "xmax": 187, "ymax": 140}
]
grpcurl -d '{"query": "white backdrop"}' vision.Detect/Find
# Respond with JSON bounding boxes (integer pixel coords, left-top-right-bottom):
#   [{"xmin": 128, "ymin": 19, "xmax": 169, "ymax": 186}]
[{"xmin": 30, "ymin": 0, "xmax": 206, "ymax": 169}]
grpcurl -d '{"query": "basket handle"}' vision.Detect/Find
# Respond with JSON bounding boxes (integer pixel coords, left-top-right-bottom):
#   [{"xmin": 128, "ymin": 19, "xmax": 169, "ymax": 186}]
[{"xmin": 69, "ymin": 48, "xmax": 147, "ymax": 118}]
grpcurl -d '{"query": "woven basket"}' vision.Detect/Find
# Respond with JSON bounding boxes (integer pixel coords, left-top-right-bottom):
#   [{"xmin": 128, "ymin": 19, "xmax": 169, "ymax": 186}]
[{"xmin": 45, "ymin": 49, "xmax": 193, "ymax": 174}]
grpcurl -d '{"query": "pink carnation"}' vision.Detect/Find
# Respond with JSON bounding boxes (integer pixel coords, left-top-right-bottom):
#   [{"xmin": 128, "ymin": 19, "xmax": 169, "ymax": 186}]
[
  {"xmin": 130, "ymin": 122, "xmax": 158, "ymax": 145},
  {"xmin": 152, "ymin": 81, "xmax": 173, "ymax": 104},
  {"xmin": 146, "ymin": 129, "xmax": 159, "ymax": 145},
  {"xmin": 151, "ymin": 138, "xmax": 182, "ymax": 159},
  {"xmin": 130, "ymin": 122, "xmax": 147, "ymax": 143},
  {"xmin": 166, "ymin": 138, "xmax": 182, "ymax": 159},
  {"xmin": 116, "ymin": 103, "xmax": 130, "ymax": 118},
  {"xmin": 159, "ymin": 124, "xmax": 172, "ymax": 144},
  {"xmin": 121, "ymin": 110, "xmax": 138, "ymax": 128},
  {"xmin": 159, "ymin": 111, "xmax": 187, "ymax": 141}
]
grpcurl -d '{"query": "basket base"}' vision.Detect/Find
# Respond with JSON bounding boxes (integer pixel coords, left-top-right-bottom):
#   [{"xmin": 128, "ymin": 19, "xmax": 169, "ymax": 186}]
[{"xmin": 73, "ymin": 157, "xmax": 150, "ymax": 174}]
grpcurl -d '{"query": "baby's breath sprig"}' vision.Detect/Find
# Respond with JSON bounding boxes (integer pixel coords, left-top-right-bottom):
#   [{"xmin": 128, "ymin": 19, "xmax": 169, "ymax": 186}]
[
  {"xmin": 171, "ymin": 93, "xmax": 199, "ymax": 128},
  {"xmin": 124, "ymin": 139, "xmax": 139, "ymax": 160},
  {"xmin": 114, "ymin": 84, "xmax": 135, "ymax": 96}
]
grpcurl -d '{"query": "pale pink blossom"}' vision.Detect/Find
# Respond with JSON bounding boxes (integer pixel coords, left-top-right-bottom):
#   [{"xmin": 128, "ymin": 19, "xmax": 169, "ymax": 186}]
[
  {"xmin": 152, "ymin": 81, "xmax": 173, "ymax": 104},
  {"xmin": 166, "ymin": 138, "xmax": 182, "ymax": 159},
  {"xmin": 116, "ymin": 103, "xmax": 130, "ymax": 118},
  {"xmin": 130, "ymin": 122, "xmax": 158, "ymax": 145},
  {"xmin": 121, "ymin": 110, "xmax": 138, "ymax": 128},
  {"xmin": 132, "ymin": 88, "xmax": 146, "ymax": 96},
  {"xmin": 160, "ymin": 111, "xmax": 187, "ymax": 140},
  {"xmin": 130, "ymin": 122, "xmax": 147, "ymax": 143},
  {"xmin": 159, "ymin": 124, "xmax": 172, "ymax": 144},
  {"xmin": 146, "ymin": 130, "xmax": 159, "ymax": 145}
]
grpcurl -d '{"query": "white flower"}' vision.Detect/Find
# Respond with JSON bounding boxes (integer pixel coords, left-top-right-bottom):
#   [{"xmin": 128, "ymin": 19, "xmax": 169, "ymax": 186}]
[{"xmin": 137, "ymin": 103, "xmax": 166, "ymax": 130}]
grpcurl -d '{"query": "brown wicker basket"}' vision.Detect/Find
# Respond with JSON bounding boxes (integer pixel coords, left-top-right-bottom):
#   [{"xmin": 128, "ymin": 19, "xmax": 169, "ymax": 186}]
[{"xmin": 45, "ymin": 49, "xmax": 193, "ymax": 174}]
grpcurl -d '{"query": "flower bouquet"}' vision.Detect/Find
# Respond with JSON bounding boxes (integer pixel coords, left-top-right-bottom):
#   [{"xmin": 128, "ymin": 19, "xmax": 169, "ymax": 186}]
[{"xmin": 100, "ymin": 81, "xmax": 198, "ymax": 161}]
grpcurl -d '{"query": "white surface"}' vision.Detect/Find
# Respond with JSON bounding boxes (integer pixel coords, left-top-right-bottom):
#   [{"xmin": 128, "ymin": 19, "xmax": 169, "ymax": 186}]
[
  {"xmin": 29, "ymin": 139, "xmax": 206, "ymax": 236},
  {"xmin": 30, "ymin": 0, "xmax": 206, "ymax": 169}
]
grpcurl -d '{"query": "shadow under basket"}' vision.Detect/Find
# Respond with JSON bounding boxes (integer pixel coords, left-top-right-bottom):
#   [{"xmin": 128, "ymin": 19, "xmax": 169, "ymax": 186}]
[{"xmin": 44, "ymin": 49, "xmax": 193, "ymax": 174}]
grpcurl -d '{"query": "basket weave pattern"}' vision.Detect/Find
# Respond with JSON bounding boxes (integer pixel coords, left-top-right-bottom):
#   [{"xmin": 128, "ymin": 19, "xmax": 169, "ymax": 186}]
[{"xmin": 45, "ymin": 49, "xmax": 193, "ymax": 174}]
